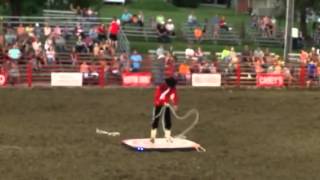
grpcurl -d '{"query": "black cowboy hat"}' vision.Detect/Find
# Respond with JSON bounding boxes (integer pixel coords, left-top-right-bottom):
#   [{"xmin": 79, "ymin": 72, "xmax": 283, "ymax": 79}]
[{"xmin": 165, "ymin": 77, "xmax": 177, "ymax": 88}]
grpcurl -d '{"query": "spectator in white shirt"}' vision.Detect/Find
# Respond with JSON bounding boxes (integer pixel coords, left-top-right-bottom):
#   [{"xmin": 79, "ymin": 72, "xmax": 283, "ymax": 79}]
[
  {"xmin": 165, "ymin": 19, "xmax": 175, "ymax": 36},
  {"xmin": 185, "ymin": 46, "xmax": 195, "ymax": 60}
]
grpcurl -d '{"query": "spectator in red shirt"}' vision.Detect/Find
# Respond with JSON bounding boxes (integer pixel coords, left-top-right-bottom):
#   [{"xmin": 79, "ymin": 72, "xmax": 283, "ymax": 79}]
[
  {"xmin": 108, "ymin": 17, "xmax": 120, "ymax": 48},
  {"xmin": 97, "ymin": 23, "xmax": 106, "ymax": 41},
  {"xmin": 150, "ymin": 77, "xmax": 178, "ymax": 143}
]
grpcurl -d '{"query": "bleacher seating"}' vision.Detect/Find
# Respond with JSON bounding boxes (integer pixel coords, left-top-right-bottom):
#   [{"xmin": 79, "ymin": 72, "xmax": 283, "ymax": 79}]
[
  {"xmin": 148, "ymin": 49, "xmax": 211, "ymax": 63},
  {"xmin": 122, "ymin": 20, "xmax": 175, "ymax": 42},
  {"xmin": 246, "ymin": 25, "xmax": 284, "ymax": 47},
  {"xmin": 181, "ymin": 22, "xmax": 242, "ymax": 45}
]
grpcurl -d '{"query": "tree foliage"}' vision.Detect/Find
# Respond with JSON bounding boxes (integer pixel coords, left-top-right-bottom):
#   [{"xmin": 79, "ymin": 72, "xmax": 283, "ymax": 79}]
[
  {"xmin": 295, "ymin": 0, "xmax": 320, "ymax": 39},
  {"xmin": 5, "ymin": 0, "xmax": 102, "ymax": 16},
  {"xmin": 172, "ymin": 0, "xmax": 200, "ymax": 8}
]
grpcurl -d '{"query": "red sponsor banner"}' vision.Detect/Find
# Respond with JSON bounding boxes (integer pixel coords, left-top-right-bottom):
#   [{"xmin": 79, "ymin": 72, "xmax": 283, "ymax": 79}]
[
  {"xmin": 256, "ymin": 73, "xmax": 284, "ymax": 87},
  {"xmin": 122, "ymin": 72, "xmax": 152, "ymax": 87}
]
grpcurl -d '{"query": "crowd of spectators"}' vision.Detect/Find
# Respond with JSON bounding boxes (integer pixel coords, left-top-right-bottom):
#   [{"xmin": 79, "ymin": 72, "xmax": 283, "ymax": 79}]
[
  {"xmin": 0, "ymin": 7, "xmax": 149, "ymax": 84},
  {"xmin": 154, "ymin": 44, "xmax": 217, "ymax": 83},
  {"xmin": 250, "ymin": 15, "xmax": 277, "ymax": 38},
  {"xmin": 300, "ymin": 47, "xmax": 320, "ymax": 87},
  {"xmin": 187, "ymin": 11, "xmax": 233, "ymax": 41},
  {"xmin": 217, "ymin": 45, "xmax": 294, "ymax": 85}
]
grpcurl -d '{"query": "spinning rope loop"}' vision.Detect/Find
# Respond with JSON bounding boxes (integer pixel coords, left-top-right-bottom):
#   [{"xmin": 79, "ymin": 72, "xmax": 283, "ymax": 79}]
[{"xmin": 152, "ymin": 104, "xmax": 206, "ymax": 152}]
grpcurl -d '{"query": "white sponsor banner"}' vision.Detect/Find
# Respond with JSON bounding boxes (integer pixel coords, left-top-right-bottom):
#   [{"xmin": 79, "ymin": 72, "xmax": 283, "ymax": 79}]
[
  {"xmin": 51, "ymin": 73, "xmax": 83, "ymax": 87},
  {"xmin": 192, "ymin": 73, "xmax": 221, "ymax": 87}
]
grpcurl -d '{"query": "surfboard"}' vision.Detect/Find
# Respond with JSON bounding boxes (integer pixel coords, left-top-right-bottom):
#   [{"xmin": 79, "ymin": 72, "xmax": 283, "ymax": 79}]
[{"xmin": 122, "ymin": 138, "xmax": 203, "ymax": 151}]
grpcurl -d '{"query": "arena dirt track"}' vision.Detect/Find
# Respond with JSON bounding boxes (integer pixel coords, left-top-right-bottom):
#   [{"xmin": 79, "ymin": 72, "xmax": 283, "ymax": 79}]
[{"xmin": 0, "ymin": 88, "xmax": 320, "ymax": 180}]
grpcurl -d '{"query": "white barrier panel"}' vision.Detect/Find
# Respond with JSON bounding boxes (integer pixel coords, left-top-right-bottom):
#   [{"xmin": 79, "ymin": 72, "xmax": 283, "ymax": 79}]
[
  {"xmin": 192, "ymin": 73, "xmax": 221, "ymax": 87},
  {"xmin": 51, "ymin": 73, "xmax": 83, "ymax": 87}
]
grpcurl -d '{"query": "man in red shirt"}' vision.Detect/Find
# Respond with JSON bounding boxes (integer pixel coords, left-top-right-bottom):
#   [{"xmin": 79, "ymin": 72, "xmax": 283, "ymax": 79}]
[
  {"xmin": 108, "ymin": 17, "xmax": 120, "ymax": 48},
  {"xmin": 151, "ymin": 77, "xmax": 178, "ymax": 143}
]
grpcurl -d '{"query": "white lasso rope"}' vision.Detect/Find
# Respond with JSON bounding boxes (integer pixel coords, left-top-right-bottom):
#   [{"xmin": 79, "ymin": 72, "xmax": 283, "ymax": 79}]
[
  {"xmin": 96, "ymin": 128, "xmax": 120, "ymax": 136},
  {"xmin": 152, "ymin": 104, "xmax": 206, "ymax": 152}
]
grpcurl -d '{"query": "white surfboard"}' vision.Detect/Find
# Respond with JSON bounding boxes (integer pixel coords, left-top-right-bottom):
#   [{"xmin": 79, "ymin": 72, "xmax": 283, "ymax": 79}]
[{"xmin": 122, "ymin": 138, "xmax": 202, "ymax": 151}]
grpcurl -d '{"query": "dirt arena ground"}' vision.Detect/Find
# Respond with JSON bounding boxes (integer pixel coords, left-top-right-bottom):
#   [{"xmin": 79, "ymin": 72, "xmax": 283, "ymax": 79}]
[{"xmin": 0, "ymin": 88, "xmax": 320, "ymax": 180}]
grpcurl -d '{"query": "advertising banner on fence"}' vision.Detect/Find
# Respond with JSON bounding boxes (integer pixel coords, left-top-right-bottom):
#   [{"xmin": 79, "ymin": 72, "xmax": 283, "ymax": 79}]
[
  {"xmin": 122, "ymin": 72, "xmax": 152, "ymax": 87},
  {"xmin": 51, "ymin": 73, "xmax": 83, "ymax": 87},
  {"xmin": 192, "ymin": 73, "xmax": 221, "ymax": 87},
  {"xmin": 0, "ymin": 73, "xmax": 6, "ymax": 86},
  {"xmin": 256, "ymin": 73, "xmax": 284, "ymax": 87}
]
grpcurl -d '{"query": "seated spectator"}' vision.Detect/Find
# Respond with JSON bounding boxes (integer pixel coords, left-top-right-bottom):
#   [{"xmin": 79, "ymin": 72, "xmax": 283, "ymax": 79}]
[
  {"xmin": 156, "ymin": 44, "xmax": 165, "ymax": 60},
  {"xmin": 137, "ymin": 11, "xmax": 144, "ymax": 27},
  {"xmin": 185, "ymin": 46, "xmax": 195, "ymax": 60},
  {"xmin": 129, "ymin": 49, "xmax": 143, "ymax": 72},
  {"xmin": 75, "ymin": 36, "xmax": 88, "ymax": 53},
  {"xmin": 219, "ymin": 16, "xmax": 230, "ymax": 31},
  {"xmin": 5, "ymin": 28, "xmax": 17, "ymax": 45},
  {"xmin": 187, "ymin": 11, "xmax": 197, "ymax": 27},
  {"xmin": 309, "ymin": 47, "xmax": 319, "ymax": 62},
  {"xmin": 53, "ymin": 25, "xmax": 62, "ymax": 37},
  {"xmin": 178, "ymin": 60, "xmax": 191, "ymax": 82},
  {"xmin": 307, "ymin": 59, "xmax": 317, "ymax": 88},
  {"xmin": 32, "ymin": 38, "xmax": 42, "ymax": 56},
  {"xmin": 93, "ymin": 43, "xmax": 100, "ymax": 57},
  {"xmin": 193, "ymin": 25, "xmax": 203, "ymax": 42},
  {"xmin": 55, "ymin": 35, "xmax": 66, "ymax": 52},
  {"xmin": 8, "ymin": 43, "xmax": 21, "ymax": 61},
  {"xmin": 165, "ymin": 19, "xmax": 175, "ymax": 36},
  {"xmin": 110, "ymin": 58, "xmax": 120, "ymax": 76},
  {"xmin": 254, "ymin": 58, "xmax": 265, "ymax": 74},
  {"xmin": 199, "ymin": 61, "xmax": 217, "ymax": 73},
  {"xmin": 241, "ymin": 45, "xmax": 252, "ymax": 62},
  {"xmin": 70, "ymin": 47, "xmax": 79, "ymax": 66},
  {"xmin": 34, "ymin": 23, "xmax": 42, "ymax": 39},
  {"xmin": 75, "ymin": 23, "xmax": 84, "ymax": 38},
  {"xmin": 221, "ymin": 47, "xmax": 231, "ymax": 63},
  {"xmin": 80, "ymin": 61, "xmax": 90, "ymax": 79},
  {"xmin": 157, "ymin": 22, "xmax": 170, "ymax": 43},
  {"xmin": 44, "ymin": 37, "xmax": 53, "ymax": 51},
  {"xmin": 97, "ymin": 23, "xmax": 107, "ymax": 41},
  {"xmin": 120, "ymin": 8, "xmax": 132, "ymax": 25},
  {"xmin": 43, "ymin": 23, "xmax": 52, "ymax": 38},
  {"xmin": 119, "ymin": 52, "xmax": 130, "ymax": 73},
  {"xmin": 61, "ymin": 26, "xmax": 72, "ymax": 40},
  {"xmin": 250, "ymin": 15, "xmax": 258, "ymax": 28},
  {"xmin": 194, "ymin": 46, "xmax": 204, "ymax": 62},
  {"xmin": 253, "ymin": 47, "xmax": 264, "ymax": 61},
  {"xmin": 25, "ymin": 24, "xmax": 34, "ymax": 37},
  {"xmin": 300, "ymin": 49, "xmax": 309, "ymax": 64},
  {"xmin": 89, "ymin": 63, "xmax": 99, "ymax": 78},
  {"xmin": 89, "ymin": 26, "xmax": 98, "ymax": 42},
  {"xmin": 45, "ymin": 47, "xmax": 56, "ymax": 64},
  {"xmin": 156, "ymin": 14, "xmax": 165, "ymax": 25},
  {"xmin": 16, "ymin": 23, "xmax": 26, "ymax": 38}
]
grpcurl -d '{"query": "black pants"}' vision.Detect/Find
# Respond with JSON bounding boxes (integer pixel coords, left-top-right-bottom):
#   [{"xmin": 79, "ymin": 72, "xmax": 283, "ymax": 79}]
[{"xmin": 152, "ymin": 105, "xmax": 171, "ymax": 130}]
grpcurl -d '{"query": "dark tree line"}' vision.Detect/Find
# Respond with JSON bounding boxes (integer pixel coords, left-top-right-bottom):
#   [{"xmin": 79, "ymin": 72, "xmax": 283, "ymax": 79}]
[
  {"xmin": 295, "ymin": 0, "xmax": 320, "ymax": 39},
  {"xmin": 1, "ymin": 0, "xmax": 101, "ymax": 16}
]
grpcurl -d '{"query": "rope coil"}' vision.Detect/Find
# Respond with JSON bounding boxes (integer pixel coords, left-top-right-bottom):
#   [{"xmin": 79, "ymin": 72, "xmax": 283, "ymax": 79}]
[{"xmin": 152, "ymin": 104, "xmax": 206, "ymax": 152}]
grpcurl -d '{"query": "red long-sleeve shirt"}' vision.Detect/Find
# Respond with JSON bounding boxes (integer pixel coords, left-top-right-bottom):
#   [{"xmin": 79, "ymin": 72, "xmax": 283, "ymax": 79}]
[{"xmin": 154, "ymin": 84, "xmax": 178, "ymax": 106}]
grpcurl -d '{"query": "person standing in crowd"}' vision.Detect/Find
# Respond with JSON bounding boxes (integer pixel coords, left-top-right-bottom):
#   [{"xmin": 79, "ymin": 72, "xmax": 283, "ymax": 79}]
[
  {"xmin": 150, "ymin": 77, "xmax": 178, "ymax": 143},
  {"xmin": 129, "ymin": 49, "xmax": 143, "ymax": 72},
  {"xmin": 108, "ymin": 17, "xmax": 120, "ymax": 48}
]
